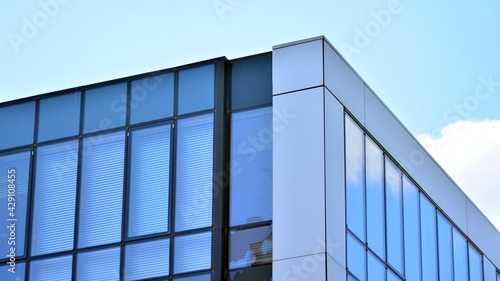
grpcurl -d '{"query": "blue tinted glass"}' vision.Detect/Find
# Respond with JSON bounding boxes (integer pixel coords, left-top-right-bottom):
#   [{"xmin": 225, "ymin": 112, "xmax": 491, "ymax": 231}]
[
  {"xmin": 0, "ymin": 101, "xmax": 35, "ymax": 150},
  {"xmin": 437, "ymin": 212, "xmax": 453, "ymax": 281},
  {"xmin": 77, "ymin": 247, "xmax": 120, "ymax": 280},
  {"xmin": 453, "ymin": 228, "xmax": 468, "ymax": 281},
  {"xmin": 368, "ymin": 252, "xmax": 385, "ymax": 281},
  {"xmin": 83, "ymin": 83, "xmax": 127, "ymax": 133},
  {"xmin": 385, "ymin": 158, "xmax": 403, "ymax": 276},
  {"xmin": 231, "ymin": 55, "xmax": 272, "ymax": 110},
  {"xmin": 125, "ymin": 238, "xmax": 170, "ymax": 280},
  {"xmin": 348, "ymin": 233, "xmax": 366, "ymax": 281},
  {"xmin": 348, "ymin": 274, "xmax": 357, "ymax": 281},
  {"xmin": 130, "ymin": 73, "xmax": 174, "ymax": 124},
  {"xmin": 178, "ymin": 64, "xmax": 214, "ymax": 114},
  {"xmin": 403, "ymin": 177, "xmax": 421, "ymax": 281},
  {"xmin": 345, "ymin": 116, "xmax": 365, "ymax": 241},
  {"xmin": 229, "ymin": 225, "xmax": 272, "ymax": 268},
  {"xmin": 174, "ymin": 232, "xmax": 212, "ymax": 274},
  {"xmin": 175, "ymin": 114, "xmax": 213, "ymax": 231},
  {"xmin": 38, "ymin": 92, "xmax": 81, "ymax": 142},
  {"xmin": 468, "ymin": 245, "xmax": 483, "ymax": 281},
  {"xmin": 79, "ymin": 131, "xmax": 124, "ymax": 248},
  {"xmin": 387, "ymin": 269, "xmax": 402, "ymax": 281},
  {"xmin": 0, "ymin": 261, "xmax": 25, "ymax": 280},
  {"xmin": 174, "ymin": 273, "xmax": 211, "ymax": 281},
  {"xmin": 128, "ymin": 124, "xmax": 171, "ymax": 237},
  {"xmin": 230, "ymin": 107, "xmax": 272, "ymax": 226},
  {"xmin": 420, "ymin": 194, "xmax": 438, "ymax": 281},
  {"xmin": 365, "ymin": 136, "xmax": 384, "ymax": 258},
  {"xmin": 0, "ymin": 150, "xmax": 30, "ymax": 259},
  {"xmin": 497, "ymin": 272, "xmax": 500, "ymax": 281},
  {"xmin": 32, "ymin": 140, "xmax": 78, "ymax": 256},
  {"xmin": 30, "ymin": 255, "xmax": 72, "ymax": 280},
  {"xmin": 228, "ymin": 265, "xmax": 272, "ymax": 281}
]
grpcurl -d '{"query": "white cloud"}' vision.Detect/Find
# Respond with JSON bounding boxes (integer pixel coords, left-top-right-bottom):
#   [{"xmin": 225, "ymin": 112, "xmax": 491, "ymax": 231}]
[{"xmin": 417, "ymin": 119, "xmax": 500, "ymax": 232}]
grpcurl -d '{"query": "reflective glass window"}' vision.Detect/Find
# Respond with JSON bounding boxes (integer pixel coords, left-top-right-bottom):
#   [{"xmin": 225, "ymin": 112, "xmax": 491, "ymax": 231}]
[
  {"xmin": 83, "ymin": 83, "xmax": 127, "ymax": 133},
  {"xmin": 452, "ymin": 228, "xmax": 468, "ymax": 281},
  {"xmin": 175, "ymin": 114, "xmax": 213, "ymax": 232},
  {"xmin": 130, "ymin": 73, "xmax": 174, "ymax": 124},
  {"xmin": 387, "ymin": 269, "xmax": 402, "ymax": 281},
  {"xmin": 229, "ymin": 225, "xmax": 272, "ymax": 269},
  {"xmin": 345, "ymin": 116, "xmax": 365, "ymax": 241},
  {"xmin": 0, "ymin": 261, "xmax": 25, "ymax": 280},
  {"xmin": 128, "ymin": 124, "xmax": 171, "ymax": 237},
  {"xmin": 348, "ymin": 274, "xmax": 357, "ymax": 281},
  {"xmin": 228, "ymin": 265, "xmax": 272, "ymax": 281},
  {"xmin": 38, "ymin": 92, "xmax": 80, "ymax": 142},
  {"xmin": 125, "ymin": 238, "xmax": 170, "ymax": 280},
  {"xmin": 0, "ymin": 150, "xmax": 30, "ymax": 258},
  {"xmin": 403, "ymin": 176, "xmax": 421, "ymax": 281},
  {"xmin": 348, "ymin": 232, "xmax": 366, "ymax": 281},
  {"xmin": 368, "ymin": 251, "xmax": 385, "ymax": 281},
  {"xmin": 497, "ymin": 272, "xmax": 500, "ymax": 281},
  {"xmin": 174, "ymin": 232, "xmax": 212, "ymax": 274},
  {"xmin": 174, "ymin": 273, "xmax": 211, "ymax": 281},
  {"xmin": 385, "ymin": 158, "xmax": 403, "ymax": 275},
  {"xmin": 468, "ymin": 244, "xmax": 483, "ymax": 281},
  {"xmin": 365, "ymin": 136, "xmax": 384, "ymax": 258},
  {"xmin": 230, "ymin": 107, "xmax": 272, "ymax": 227},
  {"xmin": 231, "ymin": 55, "xmax": 272, "ymax": 110},
  {"xmin": 437, "ymin": 212, "xmax": 453, "ymax": 281},
  {"xmin": 30, "ymin": 255, "xmax": 72, "ymax": 280},
  {"xmin": 420, "ymin": 194, "xmax": 438, "ymax": 281},
  {"xmin": 78, "ymin": 131, "xmax": 124, "ymax": 248},
  {"xmin": 31, "ymin": 140, "xmax": 78, "ymax": 256},
  {"xmin": 0, "ymin": 101, "xmax": 35, "ymax": 150},
  {"xmin": 76, "ymin": 247, "xmax": 120, "ymax": 280},
  {"xmin": 178, "ymin": 64, "xmax": 214, "ymax": 114}
]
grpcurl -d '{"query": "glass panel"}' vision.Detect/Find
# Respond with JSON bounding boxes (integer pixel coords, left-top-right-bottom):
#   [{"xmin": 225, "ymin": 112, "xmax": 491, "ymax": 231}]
[
  {"xmin": 175, "ymin": 114, "xmax": 213, "ymax": 231},
  {"xmin": 30, "ymin": 255, "xmax": 72, "ymax": 280},
  {"xmin": 420, "ymin": 194, "xmax": 438, "ymax": 281},
  {"xmin": 365, "ymin": 136, "xmax": 384, "ymax": 258},
  {"xmin": 368, "ymin": 251, "xmax": 385, "ymax": 281},
  {"xmin": 228, "ymin": 265, "xmax": 272, "ymax": 281},
  {"xmin": 174, "ymin": 232, "xmax": 212, "ymax": 274},
  {"xmin": 348, "ymin": 274, "xmax": 358, "ymax": 281},
  {"xmin": 229, "ymin": 225, "xmax": 272, "ymax": 269},
  {"xmin": 0, "ymin": 150, "xmax": 30, "ymax": 259},
  {"xmin": 178, "ymin": 64, "xmax": 214, "ymax": 114},
  {"xmin": 38, "ymin": 92, "xmax": 80, "ymax": 141},
  {"xmin": 385, "ymin": 158, "xmax": 403, "ymax": 276},
  {"xmin": 31, "ymin": 140, "xmax": 78, "ymax": 256},
  {"xmin": 468, "ymin": 245, "xmax": 483, "ymax": 281},
  {"xmin": 231, "ymin": 55, "xmax": 272, "ymax": 110},
  {"xmin": 387, "ymin": 269, "xmax": 402, "ymax": 281},
  {"xmin": 78, "ymin": 131, "xmax": 124, "ymax": 248},
  {"xmin": 345, "ymin": 115, "xmax": 365, "ymax": 241},
  {"xmin": 125, "ymin": 238, "xmax": 170, "ymax": 280},
  {"xmin": 0, "ymin": 261, "xmax": 25, "ymax": 280},
  {"xmin": 403, "ymin": 177, "xmax": 421, "ymax": 281},
  {"xmin": 497, "ymin": 272, "xmax": 500, "ymax": 281},
  {"xmin": 453, "ymin": 228, "xmax": 468, "ymax": 281},
  {"xmin": 230, "ymin": 107, "xmax": 272, "ymax": 227},
  {"xmin": 0, "ymin": 101, "xmax": 35, "ymax": 150},
  {"xmin": 348, "ymin": 232, "xmax": 366, "ymax": 281},
  {"xmin": 174, "ymin": 273, "xmax": 211, "ymax": 281},
  {"xmin": 437, "ymin": 212, "xmax": 453, "ymax": 281},
  {"xmin": 130, "ymin": 73, "xmax": 174, "ymax": 124},
  {"xmin": 83, "ymin": 83, "xmax": 127, "ymax": 133},
  {"xmin": 128, "ymin": 124, "xmax": 171, "ymax": 237},
  {"xmin": 77, "ymin": 247, "xmax": 120, "ymax": 280}
]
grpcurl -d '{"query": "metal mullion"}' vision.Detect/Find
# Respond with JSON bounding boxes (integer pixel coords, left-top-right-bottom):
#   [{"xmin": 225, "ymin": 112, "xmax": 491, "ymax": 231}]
[{"xmin": 169, "ymin": 71, "xmax": 179, "ymax": 279}]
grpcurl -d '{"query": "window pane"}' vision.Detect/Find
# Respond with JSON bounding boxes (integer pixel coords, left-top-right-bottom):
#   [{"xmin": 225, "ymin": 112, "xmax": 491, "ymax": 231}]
[
  {"xmin": 437, "ymin": 212, "xmax": 453, "ymax": 281},
  {"xmin": 174, "ymin": 273, "xmax": 211, "ymax": 281},
  {"xmin": 174, "ymin": 232, "xmax": 212, "ymax": 274},
  {"xmin": 77, "ymin": 247, "xmax": 120, "ymax": 280},
  {"xmin": 453, "ymin": 228, "xmax": 468, "ymax": 281},
  {"xmin": 0, "ymin": 101, "xmax": 35, "ymax": 150},
  {"xmin": 175, "ymin": 114, "xmax": 213, "ymax": 231},
  {"xmin": 420, "ymin": 194, "xmax": 437, "ymax": 281},
  {"xmin": 231, "ymin": 55, "xmax": 272, "ymax": 110},
  {"xmin": 230, "ymin": 107, "xmax": 272, "ymax": 227},
  {"xmin": 385, "ymin": 158, "xmax": 403, "ymax": 276},
  {"xmin": 345, "ymin": 115, "xmax": 365, "ymax": 241},
  {"xmin": 32, "ymin": 140, "xmax": 78, "ymax": 256},
  {"xmin": 347, "ymin": 232, "xmax": 366, "ymax": 281},
  {"xmin": 403, "ymin": 177, "xmax": 421, "ymax": 281},
  {"xmin": 130, "ymin": 73, "xmax": 174, "ymax": 124},
  {"xmin": 0, "ymin": 261, "xmax": 25, "ymax": 280},
  {"xmin": 30, "ymin": 255, "xmax": 72, "ymax": 280},
  {"xmin": 79, "ymin": 131, "xmax": 124, "ymax": 248},
  {"xmin": 38, "ymin": 92, "xmax": 80, "ymax": 141},
  {"xmin": 365, "ymin": 136, "xmax": 384, "ymax": 258},
  {"xmin": 0, "ymin": 150, "xmax": 30, "ymax": 259},
  {"xmin": 178, "ymin": 64, "xmax": 214, "ymax": 114},
  {"xmin": 387, "ymin": 269, "xmax": 402, "ymax": 281},
  {"xmin": 368, "ymin": 252, "xmax": 385, "ymax": 281},
  {"xmin": 228, "ymin": 265, "xmax": 272, "ymax": 281},
  {"xmin": 229, "ymin": 225, "xmax": 272, "ymax": 269},
  {"xmin": 83, "ymin": 83, "xmax": 127, "ymax": 133},
  {"xmin": 125, "ymin": 238, "xmax": 170, "ymax": 280},
  {"xmin": 128, "ymin": 124, "xmax": 171, "ymax": 237},
  {"xmin": 468, "ymin": 245, "xmax": 483, "ymax": 281}
]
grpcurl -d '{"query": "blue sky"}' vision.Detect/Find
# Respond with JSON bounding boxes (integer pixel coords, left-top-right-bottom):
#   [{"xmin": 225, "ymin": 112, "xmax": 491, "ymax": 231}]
[{"xmin": 1, "ymin": 1, "xmax": 499, "ymax": 230}]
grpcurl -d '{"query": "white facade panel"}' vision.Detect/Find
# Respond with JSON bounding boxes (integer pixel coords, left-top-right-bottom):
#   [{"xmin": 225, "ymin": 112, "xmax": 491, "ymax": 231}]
[
  {"xmin": 327, "ymin": 254, "xmax": 347, "ymax": 281},
  {"xmin": 273, "ymin": 254, "xmax": 327, "ymax": 281}
]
